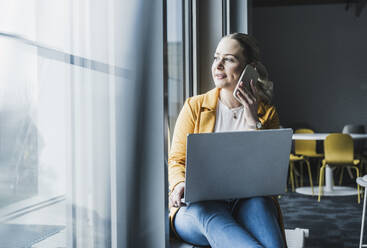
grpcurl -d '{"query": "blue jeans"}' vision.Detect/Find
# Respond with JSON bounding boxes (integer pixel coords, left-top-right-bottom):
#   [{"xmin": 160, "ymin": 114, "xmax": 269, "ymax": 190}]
[{"xmin": 174, "ymin": 197, "xmax": 284, "ymax": 248}]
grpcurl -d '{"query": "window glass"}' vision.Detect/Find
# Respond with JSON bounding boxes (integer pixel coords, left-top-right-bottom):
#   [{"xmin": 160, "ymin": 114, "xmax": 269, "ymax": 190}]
[
  {"xmin": 0, "ymin": 35, "xmax": 69, "ymax": 242},
  {"xmin": 0, "ymin": 1, "xmax": 116, "ymax": 247},
  {"xmin": 1, "ymin": 0, "xmax": 166, "ymax": 247},
  {"xmin": 0, "ymin": 38, "xmax": 40, "ymax": 207},
  {"xmin": 166, "ymin": 0, "xmax": 184, "ymax": 138}
]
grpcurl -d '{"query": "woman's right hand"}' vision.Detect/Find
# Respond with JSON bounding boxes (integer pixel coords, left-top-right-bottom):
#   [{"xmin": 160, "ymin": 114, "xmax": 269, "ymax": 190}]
[{"xmin": 169, "ymin": 182, "xmax": 185, "ymax": 208}]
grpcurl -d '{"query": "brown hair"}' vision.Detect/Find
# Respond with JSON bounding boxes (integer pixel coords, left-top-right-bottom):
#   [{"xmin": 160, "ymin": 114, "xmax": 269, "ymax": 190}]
[{"xmin": 224, "ymin": 33, "xmax": 274, "ymax": 104}]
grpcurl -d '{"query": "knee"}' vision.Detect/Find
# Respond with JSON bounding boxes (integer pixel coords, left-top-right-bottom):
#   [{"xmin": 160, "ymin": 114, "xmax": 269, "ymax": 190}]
[
  {"xmin": 187, "ymin": 201, "xmax": 220, "ymax": 216},
  {"xmin": 244, "ymin": 196, "xmax": 267, "ymax": 206},
  {"xmin": 185, "ymin": 201, "xmax": 224, "ymax": 225},
  {"xmin": 239, "ymin": 197, "xmax": 274, "ymax": 213}
]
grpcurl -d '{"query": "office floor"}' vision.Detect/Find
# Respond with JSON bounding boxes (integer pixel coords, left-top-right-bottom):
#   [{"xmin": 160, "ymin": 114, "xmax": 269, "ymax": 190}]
[{"xmin": 280, "ymin": 187, "xmax": 363, "ymax": 247}]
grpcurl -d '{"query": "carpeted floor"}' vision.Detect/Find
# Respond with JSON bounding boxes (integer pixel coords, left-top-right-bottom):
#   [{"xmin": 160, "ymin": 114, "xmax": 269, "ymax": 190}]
[{"xmin": 279, "ymin": 190, "xmax": 364, "ymax": 248}]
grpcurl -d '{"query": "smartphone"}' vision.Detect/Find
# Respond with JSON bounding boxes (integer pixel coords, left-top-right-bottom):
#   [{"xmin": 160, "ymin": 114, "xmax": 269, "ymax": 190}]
[{"xmin": 233, "ymin": 64, "xmax": 259, "ymax": 102}]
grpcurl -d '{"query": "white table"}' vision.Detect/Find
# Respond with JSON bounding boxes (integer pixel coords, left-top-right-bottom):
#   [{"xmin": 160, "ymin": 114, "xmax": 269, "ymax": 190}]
[{"xmin": 292, "ymin": 133, "xmax": 367, "ymax": 196}]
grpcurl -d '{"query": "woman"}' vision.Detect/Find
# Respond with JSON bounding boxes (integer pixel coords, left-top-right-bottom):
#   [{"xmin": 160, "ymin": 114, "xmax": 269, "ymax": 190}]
[{"xmin": 168, "ymin": 33, "xmax": 285, "ymax": 248}]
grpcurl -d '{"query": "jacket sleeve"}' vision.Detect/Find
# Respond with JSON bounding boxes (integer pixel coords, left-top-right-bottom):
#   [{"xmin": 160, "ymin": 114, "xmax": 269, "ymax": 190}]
[
  {"xmin": 262, "ymin": 105, "xmax": 280, "ymax": 129},
  {"xmin": 168, "ymin": 98, "xmax": 196, "ymax": 192}
]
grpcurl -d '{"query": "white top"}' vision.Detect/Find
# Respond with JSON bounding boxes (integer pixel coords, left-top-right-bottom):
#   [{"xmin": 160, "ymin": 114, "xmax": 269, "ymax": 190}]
[
  {"xmin": 292, "ymin": 133, "xmax": 367, "ymax": 140},
  {"xmin": 214, "ymin": 100, "xmax": 249, "ymax": 132}
]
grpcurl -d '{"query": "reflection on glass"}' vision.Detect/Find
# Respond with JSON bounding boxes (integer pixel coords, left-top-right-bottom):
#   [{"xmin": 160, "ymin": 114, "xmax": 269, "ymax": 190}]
[
  {"xmin": 0, "ymin": 109, "xmax": 39, "ymax": 207},
  {"xmin": 0, "ymin": 38, "xmax": 39, "ymax": 206},
  {"xmin": 0, "ymin": 37, "xmax": 68, "ymax": 247}
]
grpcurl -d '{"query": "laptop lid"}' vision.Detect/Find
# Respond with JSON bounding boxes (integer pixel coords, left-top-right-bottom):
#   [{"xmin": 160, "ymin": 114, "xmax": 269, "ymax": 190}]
[{"xmin": 184, "ymin": 128, "xmax": 293, "ymax": 203}]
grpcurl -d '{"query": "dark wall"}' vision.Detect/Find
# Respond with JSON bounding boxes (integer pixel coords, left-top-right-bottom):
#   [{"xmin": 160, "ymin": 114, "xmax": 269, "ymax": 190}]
[{"xmin": 253, "ymin": 4, "xmax": 367, "ymax": 132}]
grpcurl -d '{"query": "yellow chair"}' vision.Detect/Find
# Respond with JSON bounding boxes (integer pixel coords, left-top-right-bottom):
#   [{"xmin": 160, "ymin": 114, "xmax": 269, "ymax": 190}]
[
  {"xmin": 318, "ymin": 133, "xmax": 361, "ymax": 203},
  {"xmin": 289, "ymin": 154, "xmax": 314, "ymax": 194},
  {"xmin": 294, "ymin": 129, "xmax": 324, "ymax": 158},
  {"xmin": 294, "ymin": 128, "xmax": 324, "ymax": 184},
  {"xmin": 342, "ymin": 124, "xmax": 367, "ymax": 176}
]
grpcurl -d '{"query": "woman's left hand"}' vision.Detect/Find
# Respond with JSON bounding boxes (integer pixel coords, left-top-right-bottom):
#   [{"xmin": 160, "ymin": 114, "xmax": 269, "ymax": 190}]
[{"xmin": 234, "ymin": 79, "xmax": 259, "ymax": 128}]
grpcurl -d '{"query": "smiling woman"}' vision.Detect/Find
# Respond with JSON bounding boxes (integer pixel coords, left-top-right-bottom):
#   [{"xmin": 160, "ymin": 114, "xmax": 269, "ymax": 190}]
[
  {"xmin": 168, "ymin": 33, "xmax": 284, "ymax": 247},
  {"xmin": 212, "ymin": 38, "xmax": 245, "ymax": 91}
]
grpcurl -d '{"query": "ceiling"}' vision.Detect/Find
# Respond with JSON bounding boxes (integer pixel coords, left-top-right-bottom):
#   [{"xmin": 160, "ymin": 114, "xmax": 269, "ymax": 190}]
[{"xmin": 253, "ymin": 0, "xmax": 360, "ymax": 7}]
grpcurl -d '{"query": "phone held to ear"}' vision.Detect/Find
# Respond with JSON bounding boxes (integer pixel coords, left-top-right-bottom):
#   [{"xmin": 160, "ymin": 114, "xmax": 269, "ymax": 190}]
[{"xmin": 233, "ymin": 64, "xmax": 259, "ymax": 103}]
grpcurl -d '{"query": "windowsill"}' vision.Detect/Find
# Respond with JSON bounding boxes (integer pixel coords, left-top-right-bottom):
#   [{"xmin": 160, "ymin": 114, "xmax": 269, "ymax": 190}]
[
  {"xmin": 32, "ymin": 229, "xmax": 66, "ymax": 248},
  {"xmin": 0, "ymin": 194, "xmax": 65, "ymax": 222},
  {"xmin": 4, "ymin": 199, "xmax": 67, "ymax": 248}
]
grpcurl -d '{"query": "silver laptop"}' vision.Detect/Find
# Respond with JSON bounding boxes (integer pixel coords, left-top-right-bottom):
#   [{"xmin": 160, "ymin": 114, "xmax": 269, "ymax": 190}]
[{"xmin": 184, "ymin": 128, "xmax": 293, "ymax": 203}]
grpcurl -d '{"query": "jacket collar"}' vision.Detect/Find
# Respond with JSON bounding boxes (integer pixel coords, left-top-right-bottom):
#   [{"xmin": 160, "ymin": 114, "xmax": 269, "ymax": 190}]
[{"xmin": 202, "ymin": 88, "xmax": 220, "ymax": 111}]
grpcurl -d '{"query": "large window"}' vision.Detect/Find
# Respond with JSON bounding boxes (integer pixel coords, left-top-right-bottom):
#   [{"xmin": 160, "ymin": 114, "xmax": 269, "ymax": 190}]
[
  {"xmin": 1, "ymin": 1, "xmax": 166, "ymax": 247},
  {"xmin": 0, "ymin": 4, "xmax": 70, "ymax": 245}
]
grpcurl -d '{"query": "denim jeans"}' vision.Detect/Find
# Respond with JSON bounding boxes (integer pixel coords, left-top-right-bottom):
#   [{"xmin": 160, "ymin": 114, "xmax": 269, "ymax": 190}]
[{"xmin": 174, "ymin": 197, "xmax": 284, "ymax": 248}]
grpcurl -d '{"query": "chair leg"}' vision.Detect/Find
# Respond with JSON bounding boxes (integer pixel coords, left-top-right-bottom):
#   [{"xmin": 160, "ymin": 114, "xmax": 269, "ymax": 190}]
[
  {"xmin": 354, "ymin": 166, "xmax": 361, "ymax": 204},
  {"xmin": 289, "ymin": 161, "xmax": 295, "ymax": 192},
  {"xmin": 316, "ymin": 159, "xmax": 321, "ymax": 186},
  {"xmin": 347, "ymin": 167, "xmax": 354, "ymax": 179},
  {"xmin": 361, "ymin": 164, "xmax": 365, "ymax": 200},
  {"xmin": 339, "ymin": 167, "xmax": 345, "ymax": 186},
  {"xmin": 318, "ymin": 163, "xmax": 326, "ymax": 202},
  {"xmin": 359, "ymin": 189, "xmax": 367, "ymax": 248},
  {"xmin": 305, "ymin": 160, "xmax": 314, "ymax": 195},
  {"xmin": 321, "ymin": 165, "xmax": 326, "ymax": 192},
  {"xmin": 316, "ymin": 168, "xmax": 319, "ymax": 186},
  {"xmin": 300, "ymin": 164, "xmax": 304, "ymax": 187},
  {"xmin": 294, "ymin": 165, "xmax": 299, "ymax": 188}
]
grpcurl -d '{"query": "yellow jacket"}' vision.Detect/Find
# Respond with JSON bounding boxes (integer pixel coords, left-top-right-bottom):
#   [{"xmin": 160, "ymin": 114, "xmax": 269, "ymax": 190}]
[{"xmin": 168, "ymin": 87, "xmax": 286, "ymax": 245}]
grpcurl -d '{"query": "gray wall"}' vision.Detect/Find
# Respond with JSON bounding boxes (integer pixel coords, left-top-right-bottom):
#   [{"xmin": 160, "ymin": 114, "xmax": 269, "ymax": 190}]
[
  {"xmin": 197, "ymin": 0, "xmax": 223, "ymax": 94},
  {"xmin": 196, "ymin": 0, "xmax": 249, "ymax": 94},
  {"xmin": 253, "ymin": 4, "xmax": 367, "ymax": 132}
]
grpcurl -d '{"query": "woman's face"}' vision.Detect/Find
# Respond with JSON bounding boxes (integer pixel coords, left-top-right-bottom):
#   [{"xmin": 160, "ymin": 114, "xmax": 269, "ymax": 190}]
[{"xmin": 211, "ymin": 37, "xmax": 246, "ymax": 91}]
